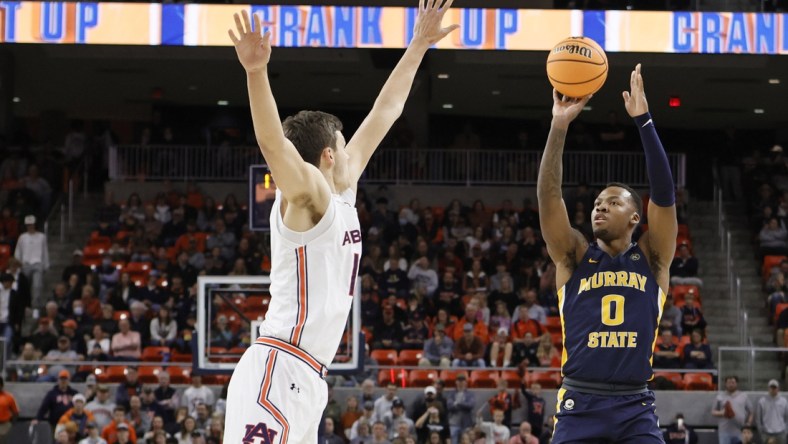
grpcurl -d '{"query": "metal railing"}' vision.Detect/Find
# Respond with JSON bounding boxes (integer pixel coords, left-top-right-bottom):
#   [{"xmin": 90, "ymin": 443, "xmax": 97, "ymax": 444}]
[
  {"xmin": 109, "ymin": 145, "xmax": 687, "ymax": 188},
  {"xmin": 44, "ymin": 157, "xmax": 89, "ymax": 243},
  {"xmin": 717, "ymin": 346, "xmax": 788, "ymax": 391}
]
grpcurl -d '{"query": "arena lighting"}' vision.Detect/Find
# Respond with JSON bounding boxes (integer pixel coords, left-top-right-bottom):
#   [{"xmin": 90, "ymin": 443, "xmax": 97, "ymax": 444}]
[
  {"xmin": 442, "ymin": 103, "xmax": 454, "ymax": 109},
  {"xmin": 217, "ymin": 100, "xmax": 229, "ymax": 106},
  {"xmin": 331, "ymin": 87, "xmax": 341, "ymax": 93},
  {"xmin": 769, "ymin": 79, "xmax": 781, "ymax": 84},
  {"xmin": 491, "ymin": 90, "xmax": 501, "ymax": 95},
  {"xmin": 437, "ymin": 74, "xmax": 450, "ymax": 79},
  {"xmin": 12, "ymin": 97, "xmax": 20, "ymax": 102},
  {"xmin": 668, "ymin": 96, "xmax": 681, "ymax": 108},
  {"xmin": 754, "ymin": 108, "xmax": 765, "ymax": 114}
]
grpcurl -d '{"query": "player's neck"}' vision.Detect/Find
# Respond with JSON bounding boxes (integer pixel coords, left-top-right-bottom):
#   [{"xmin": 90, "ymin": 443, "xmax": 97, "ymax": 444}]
[
  {"xmin": 319, "ymin": 167, "xmax": 343, "ymax": 194},
  {"xmin": 595, "ymin": 237, "xmax": 633, "ymax": 257}
]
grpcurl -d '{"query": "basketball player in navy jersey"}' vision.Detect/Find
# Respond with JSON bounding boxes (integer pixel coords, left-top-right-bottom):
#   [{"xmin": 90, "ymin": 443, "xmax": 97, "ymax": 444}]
[{"xmin": 537, "ymin": 64, "xmax": 677, "ymax": 443}]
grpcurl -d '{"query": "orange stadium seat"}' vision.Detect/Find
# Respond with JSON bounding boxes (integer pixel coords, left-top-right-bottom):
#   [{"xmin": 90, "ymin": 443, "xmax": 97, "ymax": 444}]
[
  {"xmin": 141, "ymin": 346, "xmax": 170, "ymax": 362},
  {"xmin": 125, "ymin": 262, "xmax": 151, "ymax": 284},
  {"xmin": 545, "ymin": 317, "xmax": 562, "ymax": 334},
  {"xmin": 82, "ymin": 246, "xmax": 105, "ymax": 267},
  {"xmin": 102, "ymin": 366, "xmax": 128, "ymax": 383},
  {"xmin": 409, "ymin": 370, "xmax": 438, "ymax": 387},
  {"xmin": 0, "ymin": 245, "xmax": 10, "ymax": 270},
  {"xmin": 653, "ymin": 372, "xmax": 685, "ymax": 390},
  {"xmin": 377, "ymin": 369, "xmax": 407, "ymax": 387},
  {"xmin": 113, "ymin": 310, "xmax": 130, "ymax": 321},
  {"xmin": 439, "ymin": 370, "xmax": 468, "ymax": 388},
  {"xmin": 671, "ymin": 285, "xmax": 701, "ymax": 305},
  {"xmin": 470, "ymin": 370, "xmax": 499, "ymax": 388},
  {"xmin": 244, "ymin": 295, "xmax": 270, "ymax": 310},
  {"xmin": 88, "ymin": 235, "xmax": 112, "ymax": 250},
  {"xmin": 78, "ymin": 365, "xmax": 104, "ymax": 376},
  {"xmin": 170, "ymin": 350, "xmax": 193, "ymax": 363},
  {"xmin": 763, "ymin": 255, "xmax": 787, "ymax": 281},
  {"xmin": 138, "ymin": 366, "xmax": 164, "ymax": 384},
  {"xmin": 775, "ymin": 303, "xmax": 788, "ymax": 324},
  {"xmin": 202, "ymin": 374, "xmax": 231, "ymax": 385},
  {"xmin": 500, "ymin": 370, "xmax": 523, "ymax": 389},
  {"xmin": 371, "ymin": 349, "xmax": 398, "ymax": 366},
  {"xmin": 168, "ymin": 366, "xmax": 192, "ymax": 384},
  {"xmin": 398, "ymin": 350, "xmax": 423, "ymax": 366},
  {"xmin": 683, "ymin": 372, "xmax": 713, "ymax": 391},
  {"xmin": 525, "ymin": 371, "xmax": 561, "ymax": 389},
  {"xmin": 677, "ymin": 224, "xmax": 690, "ymax": 238}
]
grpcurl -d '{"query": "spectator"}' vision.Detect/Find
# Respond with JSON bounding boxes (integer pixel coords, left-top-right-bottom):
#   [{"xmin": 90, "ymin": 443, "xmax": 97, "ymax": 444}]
[
  {"xmin": 511, "ymin": 306, "xmax": 543, "ymax": 340},
  {"xmin": 761, "ymin": 217, "xmax": 788, "ymax": 257},
  {"xmin": 509, "ymin": 421, "xmax": 539, "ymax": 444},
  {"xmin": 42, "ymin": 336, "xmax": 81, "ymax": 380},
  {"xmin": 734, "ymin": 425, "xmax": 757, "ymax": 444},
  {"xmin": 35, "ymin": 369, "xmax": 78, "ymax": 428},
  {"xmin": 660, "ymin": 293, "xmax": 683, "ymax": 337},
  {"xmin": 0, "ymin": 376, "xmax": 18, "ymax": 441},
  {"xmin": 0, "ymin": 206, "xmax": 19, "ymax": 248},
  {"xmin": 22, "ymin": 164, "xmax": 52, "ymax": 213},
  {"xmin": 350, "ymin": 401, "xmax": 376, "ymax": 441},
  {"xmin": 680, "ymin": 292, "xmax": 706, "ymax": 335},
  {"xmin": 79, "ymin": 422, "xmax": 107, "ymax": 444},
  {"xmin": 487, "ymin": 327, "xmax": 513, "ymax": 368},
  {"xmin": 149, "ymin": 306, "xmax": 177, "ymax": 347},
  {"xmin": 489, "ymin": 300, "xmax": 513, "ymax": 335},
  {"xmin": 452, "ymin": 323, "xmax": 485, "ymax": 368},
  {"xmin": 62, "ymin": 319, "xmax": 87, "ymax": 355},
  {"xmin": 446, "ymin": 373, "xmax": 475, "ymax": 443},
  {"xmin": 193, "ymin": 401, "xmax": 212, "ymax": 434},
  {"xmin": 372, "ymin": 305, "xmax": 404, "ymax": 351},
  {"xmin": 82, "ymin": 286, "xmax": 103, "ymax": 321},
  {"xmin": 370, "ymin": 420, "xmax": 392, "ymax": 444},
  {"xmin": 154, "ymin": 372, "xmax": 179, "ymax": 425},
  {"xmin": 408, "ymin": 256, "xmax": 438, "ymax": 297},
  {"xmin": 86, "ymin": 385, "xmax": 116, "ymax": 432},
  {"xmin": 712, "ymin": 376, "xmax": 754, "ymax": 444},
  {"xmin": 0, "ymin": 273, "xmax": 24, "ymax": 352},
  {"xmin": 58, "ymin": 394, "xmax": 95, "ymax": 439},
  {"xmin": 653, "ymin": 329, "xmax": 681, "ymax": 369},
  {"xmin": 383, "ymin": 399, "xmax": 415, "ymax": 439},
  {"xmin": 116, "ymin": 367, "xmax": 142, "ymax": 410},
  {"xmin": 140, "ymin": 387, "xmax": 164, "ymax": 425},
  {"xmin": 414, "ymin": 406, "xmax": 450, "ymax": 443},
  {"xmin": 512, "ymin": 332, "xmax": 539, "ymax": 370},
  {"xmin": 767, "ymin": 275, "xmax": 788, "ymax": 322},
  {"xmin": 463, "ymin": 259, "xmax": 488, "ymax": 293},
  {"xmin": 98, "ymin": 304, "xmax": 119, "ymax": 337},
  {"xmin": 379, "ymin": 258, "xmax": 410, "ymax": 299},
  {"xmin": 535, "ymin": 333, "xmax": 560, "ymax": 368},
  {"xmin": 87, "ymin": 325, "xmax": 111, "ymax": 362},
  {"xmin": 182, "ymin": 375, "xmax": 215, "ymax": 417},
  {"xmin": 206, "ymin": 219, "xmax": 236, "ymax": 261},
  {"xmin": 488, "ymin": 378, "xmax": 520, "ymax": 428},
  {"xmin": 103, "ymin": 415, "xmax": 136, "ymax": 444},
  {"xmin": 341, "ymin": 396, "xmax": 363, "ymax": 439},
  {"xmin": 142, "ymin": 416, "xmax": 170, "ymax": 444},
  {"xmin": 670, "ymin": 244, "xmax": 703, "ymax": 287},
  {"xmin": 452, "ymin": 303, "xmax": 489, "ymax": 344},
  {"xmin": 30, "ymin": 318, "xmax": 58, "ymax": 355},
  {"xmin": 11, "ymin": 342, "xmax": 39, "ymax": 381},
  {"xmin": 210, "ymin": 314, "xmax": 237, "ymax": 349},
  {"xmin": 520, "ymin": 383, "xmax": 546, "ymax": 438},
  {"xmin": 663, "ymin": 413, "xmax": 698, "ymax": 444},
  {"xmin": 321, "ymin": 417, "xmax": 345, "ymax": 444},
  {"xmin": 420, "ymin": 323, "xmax": 454, "ymax": 368},
  {"xmin": 682, "ymin": 329, "xmax": 713, "ymax": 370},
  {"xmin": 756, "ymin": 380, "xmax": 788, "ymax": 444},
  {"xmin": 138, "ymin": 272, "xmax": 165, "ymax": 309},
  {"xmin": 476, "ymin": 409, "xmax": 509, "ymax": 444},
  {"xmin": 488, "ymin": 275, "xmax": 517, "ymax": 315},
  {"xmin": 14, "ymin": 214, "xmax": 48, "ymax": 309},
  {"xmin": 401, "ymin": 311, "xmax": 429, "ymax": 351},
  {"xmin": 512, "ymin": 289, "xmax": 547, "ymax": 325},
  {"xmin": 435, "ymin": 272, "xmax": 463, "ymax": 318},
  {"xmin": 410, "ymin": 385, "xmax": 446, "ymax": 424},
  {"xmin": 109, "ymin": 274, "xmax": 137, "ymax": 314},
  {"xmin": 373, "ymin": 383, "xmax": 399, "ymax": 424},
  {"xmin": 96, "ymin": 255, "xmax": 120, "ymax": 301},
  {"xmin": 111, "ymin": 318, "xmax": 141, "ymax": 360}
]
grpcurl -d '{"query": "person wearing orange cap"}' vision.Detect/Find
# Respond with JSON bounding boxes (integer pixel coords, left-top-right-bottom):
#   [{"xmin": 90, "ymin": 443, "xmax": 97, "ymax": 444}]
[
  {"xmin": 0, "ymin": 376, "xmax": 19, "ymax": 441},
  {"xmin": 61, "ymin": 319, "xmax": 87, "ymax": 356},
  {"xmin": 33, "ymin": 369, "xmax": 78, "ymax": 428}
]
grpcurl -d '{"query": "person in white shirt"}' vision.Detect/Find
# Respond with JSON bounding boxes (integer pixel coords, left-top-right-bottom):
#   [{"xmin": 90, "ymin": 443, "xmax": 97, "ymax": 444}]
[
  {"xmin": 14, "ymin": 215, "xmax": 49, "ymax": 309},
  {"xmin": 181, "ymin": 375, "xmax": 214, "ymax": 417},
  {"xmin": 78, "ymin": 421, "xmax": 107, "ymax": 444},
  {"xmin": 86, "ymin": 385, "xmax": 116, "ymax": 432},
  {"xmin": 511, "ymin": 288, "xmax": 547, "ymax": 325},
  {"xmin": 477, "ymin": 409, "xmax": 510, "ymax": 444}
]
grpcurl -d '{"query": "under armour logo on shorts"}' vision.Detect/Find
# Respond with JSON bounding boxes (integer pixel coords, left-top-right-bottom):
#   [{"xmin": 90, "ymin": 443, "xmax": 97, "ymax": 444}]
[{"xmin": 563, "ymin": 399, "xmax": 575, "ymax": 411}]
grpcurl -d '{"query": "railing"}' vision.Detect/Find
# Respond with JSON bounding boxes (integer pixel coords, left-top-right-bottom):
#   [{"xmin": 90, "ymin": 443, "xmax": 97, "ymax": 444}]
[
  {"xmin": 109, "ymin": 145, "xmax": 687, "ymax": 188},
  {"xmin": 45, "ymin": 157, "xmax": 89, "ymax": 243},
  {"xmin": 717, "ymin": 346, "xmax": 787, "ymax": 391}
]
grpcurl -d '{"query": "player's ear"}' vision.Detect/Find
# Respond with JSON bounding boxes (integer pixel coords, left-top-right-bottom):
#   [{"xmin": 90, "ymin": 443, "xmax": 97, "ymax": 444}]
[
  {"xmin": 321, "ymin": 147, "xmax": 335, "ymax": 167},
  {"xmin": 631, "ymin": 211, "xmax": 641, "ymax": 225}
]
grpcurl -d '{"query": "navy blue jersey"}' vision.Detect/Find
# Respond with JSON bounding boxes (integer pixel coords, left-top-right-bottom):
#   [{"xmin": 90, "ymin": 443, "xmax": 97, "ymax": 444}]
[{"xmin": 559, "ymin": 242, "xmax": 666, "ymax": 385}]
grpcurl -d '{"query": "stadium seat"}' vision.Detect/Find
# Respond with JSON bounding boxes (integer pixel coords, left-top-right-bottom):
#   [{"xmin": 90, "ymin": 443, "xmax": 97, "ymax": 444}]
[
  {"xmin": 545, "ymin": 317, "xmax": 562, "ymax": 334},
  {"xmin": 77, "ymin": 365, "xmax": 104, "ymax": 376},
  {"xmin": 138, "ymin": 366, "xmax": 164, "ymax": 384},
  {"xmin": 653, "ymin": 371, "xmax": 685, "ymax": 390},
  {"xmin": 683, "ymin": 372, "xmax": 713, "ymax": 391},
  {"xmin": 244, "ymin": 295, "xmax": 270, "ymax": 310},
  {"xmin": 671, "ymin": 285, "xmax": 701, "ymax": 305},
  {"xmin": 113, "ymin": 310, "xmax": 130, "ymax": 321},
  {"xmin": 550, "ymin": 333, "xmax": 563, "ymax": 352},
  {"xmin": 525, "ymin": 371, "xmax": 561, "ymax": 389},
  {"xmin": 500, "ymin": 370, "xmax": 523, "ymax": 389},
  {"xmin": 0, "ymin": 245, "xmax": 9, "ymax": 270},
  {"xmin": 470, "ymin": 370, "xmax": 499, "ymax": 388},
  {"xmin": 88, "ymin": 235, "xmax": 112, "ymax": 250},
  {"xmin": 409, "ymin": 369, "xmax": 438, "ymax": 387},
  {"xmin": 371, "ymin": 349, "xmax": 398, "ymax": 366},
  {"xmin": 125, "ymin": 262, "xmax": 151, "ymax": 285},
  {"xmin": 398, "ymin": 349, "xmax": 423, "ymax": 366},
  {"xmin": 102, "ymin": 366, "xmax": 128, "ymax": 383},
  {"xmin": 242, "ymin": 308, "xmax": 267, "ymax": 321},
  {"xmin": 82, "ymin": 246, "xmax": 105, "ymax": 267},
  {"xmin": 439, "ymin": 370, "xmax": 468, "ymax": 388},
  {"xmin": 763, "ymin": 255, "xmax": 786, "ymax": 281},
  {"xmin": 167, "ymin": 366, "xmax": 192, "ymax": 384},
  {"xmin": 377, "ymin": 369, "xmax": 406, "ymax": 387},
  {"xmin": 141, "ymin": 346, "xmax": 170, "ymax": 362},
  {"xmin": 171, "ymin": 350, "xmax": 193, "ymax": 363},
  {"xmin": 202, "ymin": 374, "xmax": 231, "ymax": 385}
]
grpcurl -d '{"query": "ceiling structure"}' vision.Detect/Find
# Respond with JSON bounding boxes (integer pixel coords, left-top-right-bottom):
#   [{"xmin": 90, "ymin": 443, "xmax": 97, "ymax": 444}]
[{"xmin": 4, "ymin": 41, "xmax": 787, "ymax": 130}]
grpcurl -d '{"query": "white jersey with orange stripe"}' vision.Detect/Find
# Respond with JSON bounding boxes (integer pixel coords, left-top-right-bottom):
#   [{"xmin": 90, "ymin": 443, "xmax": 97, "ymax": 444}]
[{"xmin": 259, "ymin": 188, "xmax": 362, "ymax": 365}]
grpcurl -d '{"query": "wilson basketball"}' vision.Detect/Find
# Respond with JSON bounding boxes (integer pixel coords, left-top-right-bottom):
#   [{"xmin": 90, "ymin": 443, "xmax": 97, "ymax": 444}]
[{"xmin": 547, "ymin": 36, "xmax": 608, "ymax": 98}]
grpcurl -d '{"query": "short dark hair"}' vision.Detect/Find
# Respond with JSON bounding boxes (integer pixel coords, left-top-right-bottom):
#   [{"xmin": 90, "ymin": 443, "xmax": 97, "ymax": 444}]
[
  {"xmin": 605, "ymin": 182, "xmax": 643, "ymax": 217},
  {"xmin": 725, "ymin": 375, "xmax": 739, "ymax": 383},
  {"xmin": 282, "ymin": 111, "xmax": 343, "ymax": 167}
]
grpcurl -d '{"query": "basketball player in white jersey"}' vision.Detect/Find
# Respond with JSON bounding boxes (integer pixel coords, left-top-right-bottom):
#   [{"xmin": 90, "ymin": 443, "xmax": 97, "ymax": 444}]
[{"xmin": 224, "ymin": 2, "xmax": 458, "ymax": 443}]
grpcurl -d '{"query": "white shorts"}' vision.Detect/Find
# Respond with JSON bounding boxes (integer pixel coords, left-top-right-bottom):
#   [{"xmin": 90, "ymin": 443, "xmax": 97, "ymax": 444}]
[{"xmin": 223, "ymin": 336, "xmax": 328, "ymax": 444}]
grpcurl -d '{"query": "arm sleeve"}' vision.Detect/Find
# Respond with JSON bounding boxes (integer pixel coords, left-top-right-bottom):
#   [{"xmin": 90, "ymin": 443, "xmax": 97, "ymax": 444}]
[{"xmin": 634, "ymin": 113, "xmax": 675, "ymax": 207}]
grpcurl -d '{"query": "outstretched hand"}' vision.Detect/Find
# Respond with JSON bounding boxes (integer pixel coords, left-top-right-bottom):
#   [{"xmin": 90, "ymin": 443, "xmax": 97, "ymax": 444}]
[
  {"xmin": 622, "ymin": 63, "xmax": 649, "ymax": 117},
  {"xmin": 551, "ymin": 89, "xmax": 592, "ymax": 128},
  {"xmin": 228, "ymin": 10, "xmax": 271, "ymax": 73},
  {"xmin": 412, "ymin": 0, "xmax": 460, "ymax": 46}
]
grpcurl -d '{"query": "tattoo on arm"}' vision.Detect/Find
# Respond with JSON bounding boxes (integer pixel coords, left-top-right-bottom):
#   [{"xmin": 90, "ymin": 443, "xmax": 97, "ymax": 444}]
[{"xmin": 537, "ymin": 127, "xmax": 568, "ymax": 201}]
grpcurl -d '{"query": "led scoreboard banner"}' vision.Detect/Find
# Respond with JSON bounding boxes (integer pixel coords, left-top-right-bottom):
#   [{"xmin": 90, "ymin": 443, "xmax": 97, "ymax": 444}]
[{"xmin": 0, "ymin": 2, "xmax": 787, "ymax": 54}]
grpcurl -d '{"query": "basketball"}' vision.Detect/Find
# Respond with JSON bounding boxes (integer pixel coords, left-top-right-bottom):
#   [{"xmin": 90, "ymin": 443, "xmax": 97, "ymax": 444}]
[{"xmin": 546, "ymin": 36, "xmax": 608, "ymax": 98}]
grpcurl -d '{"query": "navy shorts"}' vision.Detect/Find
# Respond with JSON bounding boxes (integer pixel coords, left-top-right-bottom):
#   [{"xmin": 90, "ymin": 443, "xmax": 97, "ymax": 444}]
[{"xmin": 552, "ymin": 388, "xmax": 665, "ymax": 444}]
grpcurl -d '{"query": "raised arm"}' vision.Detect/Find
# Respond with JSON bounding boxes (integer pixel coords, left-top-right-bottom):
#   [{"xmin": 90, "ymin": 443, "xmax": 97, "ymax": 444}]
[
  {"xmin": 229, "ymin": 11, "xmax": 328, "ymax": 208},
  {"xmin": 537, "ymin": 90, "xmax": 591, "ymax": 288},
  {"xmin": 622, "ymin": 64, "xmax": 677, "ymax": 291},
  {"xmin": 345, "ymin": 0, "xmax": 459, "ymax": 186}
]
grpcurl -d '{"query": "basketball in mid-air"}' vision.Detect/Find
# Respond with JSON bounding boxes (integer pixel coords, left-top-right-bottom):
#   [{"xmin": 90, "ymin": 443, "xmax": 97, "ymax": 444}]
[{"xmin": 546, "ymin": 37, "xmax": 608, "ymax": 98}]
